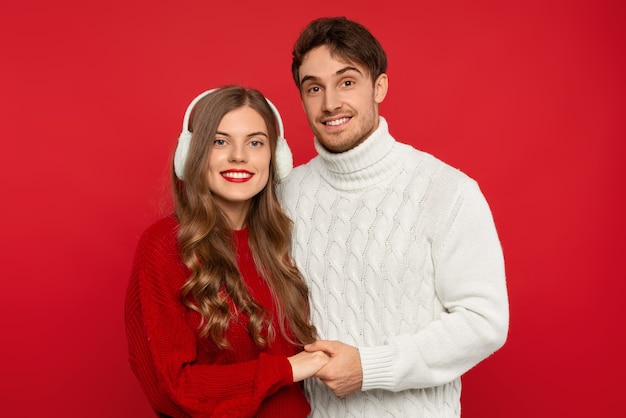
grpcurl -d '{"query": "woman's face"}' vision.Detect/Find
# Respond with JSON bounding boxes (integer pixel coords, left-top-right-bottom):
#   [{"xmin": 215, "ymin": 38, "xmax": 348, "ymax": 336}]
[{"xmin": 206, "ymin": 105, "xmax": 272, "ymax": 228}]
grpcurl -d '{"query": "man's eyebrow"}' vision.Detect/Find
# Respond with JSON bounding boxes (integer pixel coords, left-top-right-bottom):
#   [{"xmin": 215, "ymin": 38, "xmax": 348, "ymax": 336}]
[
  {"xmin": 300, "ymin": 66, "xmax": 364, "ymax": 85},
  {"xmin": 336, "ymin": 66, "xmax": 362, "ymax": 76},
  {"xmin": 299, "ymin": 75, "xmax": 319, "ymax": 85}
]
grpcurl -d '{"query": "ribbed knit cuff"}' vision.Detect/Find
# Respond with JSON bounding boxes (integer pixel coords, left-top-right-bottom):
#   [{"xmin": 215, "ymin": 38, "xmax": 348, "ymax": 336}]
[{"xmin": 358, "ymin": 345, "xmax": 396, "ymax": 391}]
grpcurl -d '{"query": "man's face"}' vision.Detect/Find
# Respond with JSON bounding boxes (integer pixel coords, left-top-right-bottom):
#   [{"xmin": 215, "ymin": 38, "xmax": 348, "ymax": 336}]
[{"xmin": 298, "ymin": 45, "xmax": 388, "ymax": 153}]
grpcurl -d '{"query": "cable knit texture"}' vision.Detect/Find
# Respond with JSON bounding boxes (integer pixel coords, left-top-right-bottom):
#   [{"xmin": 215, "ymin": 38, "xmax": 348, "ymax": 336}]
[
  {"xmin": 124, "ymin": 216, "xmax": 310, "ymax": 417},
  {"xmin": 277, "ymin": 117, "xmax": 509, "ymax": 418}
]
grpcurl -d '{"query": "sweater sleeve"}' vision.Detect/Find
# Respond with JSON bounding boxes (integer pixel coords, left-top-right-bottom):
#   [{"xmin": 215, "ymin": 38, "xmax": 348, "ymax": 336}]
[
  {"xmin": 359, "ymin": 180, "xmax": 509, "ymax": 391},
  {"xmin": 124, "ymin": 220, "xmax": 295, "ymax": 417}
]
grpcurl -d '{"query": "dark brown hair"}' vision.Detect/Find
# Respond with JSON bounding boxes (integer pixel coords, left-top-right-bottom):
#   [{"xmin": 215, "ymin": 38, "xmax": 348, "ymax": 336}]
[{"xmin": 291, "ymin": 16, "xmax": 388, "ymax": 89}]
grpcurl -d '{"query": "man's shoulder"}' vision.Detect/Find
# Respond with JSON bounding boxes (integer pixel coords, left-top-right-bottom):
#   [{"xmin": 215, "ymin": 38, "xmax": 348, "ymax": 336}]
[
  {"xmin": 279, "ymin": 158, "xmax": 319, "ymax": 186},
  {"xmin": 276, "ymin": 159, "xmax": 321, "ymax": 208},
  {"xmin": 400, "ymin": 144, "xmax": 473, "ymax": 185}
]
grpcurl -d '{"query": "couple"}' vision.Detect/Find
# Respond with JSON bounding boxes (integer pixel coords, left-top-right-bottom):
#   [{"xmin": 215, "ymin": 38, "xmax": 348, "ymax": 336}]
[{"xmin": 125, "ymin": 16, "xmax": 509, "ymax": 418}]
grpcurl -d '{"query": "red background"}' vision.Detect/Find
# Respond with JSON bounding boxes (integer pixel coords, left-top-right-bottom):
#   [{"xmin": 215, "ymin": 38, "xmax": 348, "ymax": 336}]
[{"xmin": 1, "ymin": 1, "xmax": 624, "ymax": 416}]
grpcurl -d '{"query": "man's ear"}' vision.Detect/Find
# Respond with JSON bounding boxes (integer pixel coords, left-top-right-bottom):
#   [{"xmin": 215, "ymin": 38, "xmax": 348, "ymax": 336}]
[{"xmin": 374, "ymin": 73, "xmax": 389, "ymax": 104}]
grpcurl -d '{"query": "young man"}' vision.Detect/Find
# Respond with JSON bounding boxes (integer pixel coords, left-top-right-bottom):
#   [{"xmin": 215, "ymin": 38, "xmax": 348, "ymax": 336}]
[{"xmin": 277, "ymin": 17, "xmax": 510, "ymax": 417}]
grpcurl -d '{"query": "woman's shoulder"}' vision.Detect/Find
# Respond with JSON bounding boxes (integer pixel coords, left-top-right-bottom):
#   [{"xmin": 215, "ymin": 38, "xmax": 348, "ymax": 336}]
[
  {"xmin": 145, "ymin": 214, "xmax": 179, "ymax": 233},
  {"xmin": 137, "ymin": 214, "xmax": 180, "ymax": 252}
]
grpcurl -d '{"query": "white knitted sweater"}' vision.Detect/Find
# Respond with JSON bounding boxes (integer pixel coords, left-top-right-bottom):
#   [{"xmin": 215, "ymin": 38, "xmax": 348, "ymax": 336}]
[{"xmin": 278, "ymin": 117, "xmax": 509, "ymax": 417}]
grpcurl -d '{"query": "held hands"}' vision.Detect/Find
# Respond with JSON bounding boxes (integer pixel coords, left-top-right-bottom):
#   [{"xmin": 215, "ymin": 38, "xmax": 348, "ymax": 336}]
[
  {"xmin": 304, "ymin": 340, "xmax": 363, "ymax": 398},
  {"xmin": 288, "ymin": 350, "xmax": 330, "ymax": 382}
]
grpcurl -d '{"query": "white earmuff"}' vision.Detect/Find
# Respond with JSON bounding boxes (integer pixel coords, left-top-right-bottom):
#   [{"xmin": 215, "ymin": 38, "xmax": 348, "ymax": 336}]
[{"xmin": 173, "ymin": 88, "xmax": 293, "ymax": 181}]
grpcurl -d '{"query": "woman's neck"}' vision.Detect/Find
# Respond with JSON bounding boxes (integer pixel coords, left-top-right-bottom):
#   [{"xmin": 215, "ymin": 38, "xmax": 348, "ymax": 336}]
[{"xmin": 217, "ymin": 200, "xmax": 251, "ymax": 230}]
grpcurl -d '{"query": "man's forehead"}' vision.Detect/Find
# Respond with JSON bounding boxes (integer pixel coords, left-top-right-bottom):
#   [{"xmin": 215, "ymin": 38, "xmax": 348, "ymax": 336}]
[{"xmin": 300, "ymin": 57, "xmax": 367, "ymax": 81}]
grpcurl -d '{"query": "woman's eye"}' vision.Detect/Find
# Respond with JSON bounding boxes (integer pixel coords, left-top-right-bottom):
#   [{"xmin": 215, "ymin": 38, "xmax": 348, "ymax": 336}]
[{"xmin": 214, "ymin": 139, "xmax": 226, "ymax": 146}]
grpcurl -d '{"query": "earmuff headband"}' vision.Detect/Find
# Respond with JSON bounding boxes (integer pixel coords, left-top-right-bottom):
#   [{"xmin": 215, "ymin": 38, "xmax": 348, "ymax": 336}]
[{"xmin": 173, "ymin": 88, "xmax": 293, "ymax": 181}]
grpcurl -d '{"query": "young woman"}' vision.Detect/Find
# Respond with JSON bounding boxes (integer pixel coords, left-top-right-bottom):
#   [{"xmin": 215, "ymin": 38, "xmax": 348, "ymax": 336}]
[{"xmin": 125, "ymin": 86, "xmax": 328, "ymax": 417}]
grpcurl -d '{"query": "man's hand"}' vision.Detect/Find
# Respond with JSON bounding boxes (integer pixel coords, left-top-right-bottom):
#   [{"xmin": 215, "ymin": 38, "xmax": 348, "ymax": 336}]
[{"xmin": 305, "ymin": 340, "xmax": 363, "ymax": 398}]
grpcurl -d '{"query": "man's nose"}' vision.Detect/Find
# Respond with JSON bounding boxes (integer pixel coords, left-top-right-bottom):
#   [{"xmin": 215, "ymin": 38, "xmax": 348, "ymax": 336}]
[{"xmin": 322, "ymin": 89, "xmax": 341, "ymax": 112}]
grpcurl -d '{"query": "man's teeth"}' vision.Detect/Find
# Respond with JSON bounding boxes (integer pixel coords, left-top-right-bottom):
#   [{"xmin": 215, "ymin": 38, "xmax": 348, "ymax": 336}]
[{"xmin": 325, "ymin": 117, "xmax": 349, "ymax": 126}]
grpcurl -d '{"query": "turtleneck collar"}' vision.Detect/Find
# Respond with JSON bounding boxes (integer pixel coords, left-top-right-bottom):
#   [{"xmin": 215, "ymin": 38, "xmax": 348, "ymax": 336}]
[{"xmin": 313, "ymin": 116, "xmax": 406, "ymax": 191}]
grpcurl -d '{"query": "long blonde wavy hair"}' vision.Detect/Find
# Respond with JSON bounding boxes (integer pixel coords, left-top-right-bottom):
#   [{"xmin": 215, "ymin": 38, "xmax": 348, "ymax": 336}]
[{"xmin": 172, "ymin": 86, "xmax": 316, "ymax": 349}]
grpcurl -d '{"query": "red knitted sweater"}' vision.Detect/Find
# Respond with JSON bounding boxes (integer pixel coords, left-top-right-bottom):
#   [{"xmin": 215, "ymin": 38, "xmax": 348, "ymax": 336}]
[{"xmin": 124, "ymin": 216, "xmax": 310, "ymax": 417}]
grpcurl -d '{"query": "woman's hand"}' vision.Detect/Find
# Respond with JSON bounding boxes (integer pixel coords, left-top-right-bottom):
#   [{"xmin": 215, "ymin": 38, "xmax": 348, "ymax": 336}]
[{"xmin": 288, "ymin": 349, "xmax": 330, "ymax": 382}]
